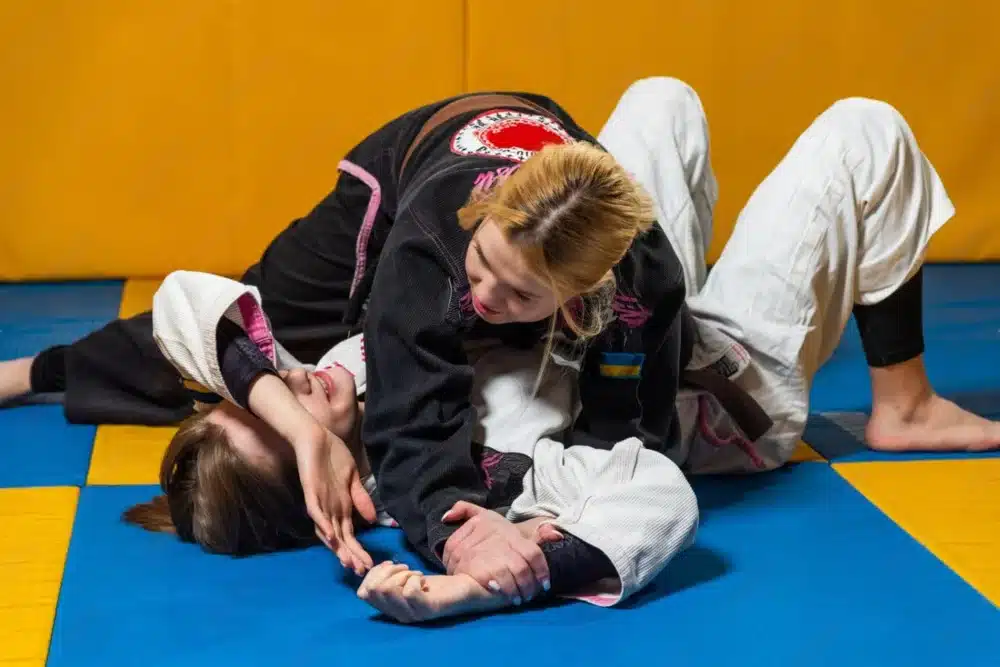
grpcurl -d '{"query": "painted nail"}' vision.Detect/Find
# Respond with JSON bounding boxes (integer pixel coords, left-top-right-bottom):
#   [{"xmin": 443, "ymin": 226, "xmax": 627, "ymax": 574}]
[
  {"xmin": 513, "ymin": 596, "xmax": 522, "ymax": 606},
  {"xmin": 542, "ymin": 579, "xmax": 551, "ymax": 592},
  {"xmin": 488, "ymin": 580, "xmax": 501, "ymax": 593}
]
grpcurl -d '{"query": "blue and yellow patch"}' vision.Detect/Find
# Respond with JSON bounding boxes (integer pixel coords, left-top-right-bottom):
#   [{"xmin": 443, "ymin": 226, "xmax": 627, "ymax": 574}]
[{"xmin": 598, "ymin": 351, "xmax": 645, "ymax": 379}]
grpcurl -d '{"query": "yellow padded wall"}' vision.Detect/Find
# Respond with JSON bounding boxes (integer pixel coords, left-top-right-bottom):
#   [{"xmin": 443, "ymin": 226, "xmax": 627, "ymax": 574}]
[
  {"xmin": 467, "ymin": 0, "xmax": 1000, "ymax": 263},
  {"xmin": 0, "ymin": 0, "xmax": 464, "ymax": 280}
]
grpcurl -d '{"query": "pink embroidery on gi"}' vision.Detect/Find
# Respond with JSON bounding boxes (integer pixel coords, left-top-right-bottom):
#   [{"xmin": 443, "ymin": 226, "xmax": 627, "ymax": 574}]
[
  {"xmin": 471, "ymin": 164, "xmax": 521, "ymax": 197},
  {"xmin": 480, "ymin": 452, "xmax": 503, "ymax": 490},
  {"xmin": 458, "ymin": 287, "xmax": 475, "ymax": 318},
  {"xmin": 612, "ymin": 293, "xmax": 651, "ymax": 328}
]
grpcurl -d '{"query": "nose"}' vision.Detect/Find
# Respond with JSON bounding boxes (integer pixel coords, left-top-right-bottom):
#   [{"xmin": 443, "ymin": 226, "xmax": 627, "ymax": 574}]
[
  {"xmin": 284, "ymin": 368, "xmax": 312, "ymax": 394},
  {"xmin": 476, "ymin": 279, "xmax": 503, "ymax": 311}
]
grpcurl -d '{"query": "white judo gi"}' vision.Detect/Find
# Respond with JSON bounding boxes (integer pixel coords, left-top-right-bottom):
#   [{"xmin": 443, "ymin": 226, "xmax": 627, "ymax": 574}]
[
  {"xmin": 598, "ymin": 77, "xmax": 955, "ymax": 473},
  {"xmin": 152, "ymin": 271, "xmax": 699, "ymax": 607}
]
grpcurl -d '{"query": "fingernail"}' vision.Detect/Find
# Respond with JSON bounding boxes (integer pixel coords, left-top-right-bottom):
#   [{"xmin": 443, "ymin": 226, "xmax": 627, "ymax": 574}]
[
  {"xmin": 542, "ymin": 579, "xmax": 551, "ymax": 591},
  {"xmin": 488, "ymin": 580, "xmax": 501, "ymax": 593},
  {"xmin": 513, "ymin": 596, "xmax": 522, "ymax": 606}
]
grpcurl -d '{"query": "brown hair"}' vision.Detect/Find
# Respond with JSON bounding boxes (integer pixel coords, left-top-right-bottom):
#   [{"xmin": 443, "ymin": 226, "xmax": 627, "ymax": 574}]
[
  {"xmin": 122, "ymin": 409, "xmax": 317, "ymax": 556},
  {"xmin": 457, "ymin": 141, "xmax": 655, "ymax": 339}
]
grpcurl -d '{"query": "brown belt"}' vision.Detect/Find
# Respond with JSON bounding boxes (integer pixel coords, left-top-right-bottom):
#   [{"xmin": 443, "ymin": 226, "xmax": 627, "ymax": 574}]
[
  {"xmin": 399, "ymin": 94, "xmax": 774, "ymax": 443},
  {"xmin": 682, "ymin": 368, "xmax": 773, "ymax": 442}
]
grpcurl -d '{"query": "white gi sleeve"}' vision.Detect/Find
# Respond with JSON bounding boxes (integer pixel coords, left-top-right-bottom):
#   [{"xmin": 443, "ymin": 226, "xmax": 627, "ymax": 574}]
[
  {"xmin": 151, "ymin": 270, "xmax": 288, "ymax": 403},
  {"xmin": 153, "ymin": 270, "xmax": 367, "ymax": 405},
  {"xmin": 507, "ymin": 437, "xmax": 699, "ymax": 607}
]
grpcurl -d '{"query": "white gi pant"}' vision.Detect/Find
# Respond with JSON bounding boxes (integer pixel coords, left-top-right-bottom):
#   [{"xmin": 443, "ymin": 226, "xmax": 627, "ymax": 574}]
[{"xmin": 598, "ymin": 77, "xmax": 955, "ymax": 474}]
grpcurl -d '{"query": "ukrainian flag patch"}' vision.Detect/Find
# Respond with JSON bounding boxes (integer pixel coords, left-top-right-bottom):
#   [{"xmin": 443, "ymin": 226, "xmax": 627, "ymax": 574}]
[{"xmin": 599, "ymin": 352, "xmax": 645, "ymax": 379}]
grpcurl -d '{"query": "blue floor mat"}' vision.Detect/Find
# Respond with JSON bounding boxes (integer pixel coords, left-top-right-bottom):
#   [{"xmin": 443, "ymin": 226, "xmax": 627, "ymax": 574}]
[
  {"xmin": 51, "ymin": 468, "xmax": 1000, "ymax": 667},
  {"xmin": 0, "ymin": 281, "xmax": 123, "ymax": 358},
  {"xmin": 0, "ymin": 281, "xmax": 122, "ymax": 485},
  {"xmin": 0, "ymin": 405, "xmax": 96, "ymax": 487}
]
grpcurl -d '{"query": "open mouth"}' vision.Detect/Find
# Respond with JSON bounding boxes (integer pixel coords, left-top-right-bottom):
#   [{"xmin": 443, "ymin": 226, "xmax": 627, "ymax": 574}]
[{"xmin": 314, "ymin": 370, "xmax": 335, "ymax": 399}]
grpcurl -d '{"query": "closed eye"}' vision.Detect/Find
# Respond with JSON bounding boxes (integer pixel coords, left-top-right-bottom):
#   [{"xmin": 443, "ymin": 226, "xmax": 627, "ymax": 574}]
[{"xmin": 513, "ymin": 289, "xmax": 535, "ymax": 301}]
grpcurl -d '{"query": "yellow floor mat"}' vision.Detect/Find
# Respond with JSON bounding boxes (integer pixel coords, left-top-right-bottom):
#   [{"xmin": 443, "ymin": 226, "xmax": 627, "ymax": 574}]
[
  {"xmin": 117, "ymin": 278, "xmax": 163, "ymax": 318},
  {"xmin": 87, "ymin": 425, "xmax": 176, "ymax": 485},
  {"xmin": 835, "ymin": 458, "xmax": 1000, "ymax": 606},
  {"xmin": 0, "ymin": 487, "xmax": 79, "ymax": 667}
]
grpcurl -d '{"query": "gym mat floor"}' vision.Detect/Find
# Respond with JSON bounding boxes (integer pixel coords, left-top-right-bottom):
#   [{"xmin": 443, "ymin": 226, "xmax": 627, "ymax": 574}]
[{"xmin": 1, "ymin": 265, "xmax": 998, "ymax": 667}]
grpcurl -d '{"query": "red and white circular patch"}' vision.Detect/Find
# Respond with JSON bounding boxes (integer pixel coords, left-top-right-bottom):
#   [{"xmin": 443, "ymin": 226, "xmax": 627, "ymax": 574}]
[{"xmin": 451, "ymin": 110, "xmax": 573, "ymax": 162}]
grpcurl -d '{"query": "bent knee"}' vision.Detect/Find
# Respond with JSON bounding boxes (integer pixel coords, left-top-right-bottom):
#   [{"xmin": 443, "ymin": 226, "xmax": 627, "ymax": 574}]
[
  {"xmin": 620, "ymin": 76, "xmax": 705, "ymax": 116},
  {"xmin": 819, "ymin": 97, "xmax": 911, "ymax": 141}
]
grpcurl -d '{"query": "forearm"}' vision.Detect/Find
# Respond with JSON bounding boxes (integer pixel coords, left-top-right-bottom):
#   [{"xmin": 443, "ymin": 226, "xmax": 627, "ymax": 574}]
[{"xmin": 247, "ymin": 373, "xmax": 327, "ymax": 448}]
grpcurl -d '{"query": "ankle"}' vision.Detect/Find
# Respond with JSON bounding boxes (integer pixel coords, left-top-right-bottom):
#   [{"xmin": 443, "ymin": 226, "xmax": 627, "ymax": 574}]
[
  {"xmin": 869, "ymin": 355, "xmax": 934, "ymax": 418},
  {"xmin": 0, "ymin": 357, "xmax": 35, "ymax": 400}
]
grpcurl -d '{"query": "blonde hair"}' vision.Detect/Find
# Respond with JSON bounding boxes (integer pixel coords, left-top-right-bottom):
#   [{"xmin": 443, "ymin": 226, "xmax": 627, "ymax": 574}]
[
  {"xmin": 122, "ymin": 410, "xmax": 316, "ymax": 555},
  {"xmin": 458, "ymin": 142, "xmax": 655, "ymax": 378}
]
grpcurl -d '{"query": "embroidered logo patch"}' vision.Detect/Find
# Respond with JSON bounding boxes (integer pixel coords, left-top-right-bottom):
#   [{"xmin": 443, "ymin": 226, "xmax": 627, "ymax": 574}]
[
  {"xmin": 598, "ymin": 352, "xmax": 645, "ymax": 379},
  {"xmin": 452, "ymin": 110, "xmax": 572, "ymax": 162}
]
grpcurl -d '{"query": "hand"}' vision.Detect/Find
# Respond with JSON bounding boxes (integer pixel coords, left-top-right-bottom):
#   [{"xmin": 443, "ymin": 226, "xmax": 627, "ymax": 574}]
[
  {"xmin": 245, "ymin": 374, "xmax": 377, "ymax": 574},
  {"xmin": 441, "ymin": 501, "xmax": 550, "ymax": 604},
  {"xmin": 357, "ymin": 561, "xmax": 505, "ymax": 624},
  {"xmin": 295, "ymin": 429, "xmax": 378, "ymax": 575}
]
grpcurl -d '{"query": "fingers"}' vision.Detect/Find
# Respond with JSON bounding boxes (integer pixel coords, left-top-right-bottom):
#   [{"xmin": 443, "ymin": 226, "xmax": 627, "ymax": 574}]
[
  {"xmin": 509, "ymin": 539, "xmax": 550, "ymax": 597},
  {"xmin": 441, "ymin": 500, "xmax": 485, "ymax": 523},
  {"xmin": 315, "ymin": 526, "xmax": 333, "ymax": 551},
  {"xmin": 536, "ymin": 523, "xmax": 565, "ymax": 545},
  {"xmin": 357, "ymin": 562, "xmax": 428, "ymax": 624},
  {"xmin": 403, "ymin": 572, "xmax": 428, "ymax": 597},
  {"xmin": 350, "ymin": 477, "xmax": 378, "ymax": 525},
  {"xmin": 340, "ymin": 515, "xmax": 374, "ymax": 573},
  {"xmin": 442, "ymin": 516, "xmax": 485, "ymax": 572},
  {"xmin": 358, "ymin": 562, "xmax": 409, "ymax": 599},
  {"xmin": 305, "ymin": 493, "xmax": 336, "ymax": 543},
  {"xmin": 486, "ymin": 563, "xmax": 522, "ymax": 604}
]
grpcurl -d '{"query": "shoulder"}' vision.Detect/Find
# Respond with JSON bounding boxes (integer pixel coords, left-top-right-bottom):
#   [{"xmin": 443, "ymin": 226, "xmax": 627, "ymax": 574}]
[
  {"xmin": 612, "ymin": 226, "xmax": 686, "ymax": 323},
  {"xmin": 370, "ymin": 228, "xmax": 478, "ymax": 329}
]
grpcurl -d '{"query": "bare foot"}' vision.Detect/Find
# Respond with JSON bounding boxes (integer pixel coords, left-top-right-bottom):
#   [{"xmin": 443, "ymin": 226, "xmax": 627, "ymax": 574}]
[
  {"xmin": 867, "ymin": 393, "xmax": 1000, "ymax": 452},
  {"xmin": 357, "ymin": 562, "xmax": 508, "ymax": 624},
  {"xmin": 0, "ymin": 358, "xmax": 33, "ymax": 404}
]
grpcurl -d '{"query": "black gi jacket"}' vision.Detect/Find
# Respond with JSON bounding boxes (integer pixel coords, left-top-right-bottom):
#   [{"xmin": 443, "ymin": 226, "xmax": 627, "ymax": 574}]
[{"xmin": 341, "ymin": 92, "xmax": 692, "ymax": 564}]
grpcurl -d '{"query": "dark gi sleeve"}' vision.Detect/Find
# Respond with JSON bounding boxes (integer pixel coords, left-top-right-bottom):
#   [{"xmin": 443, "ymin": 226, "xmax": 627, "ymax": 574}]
[
  {"xmin": 215, "ymin": 318, "xmax": 278, "ymax": 410},
  {"xmin": 361, "ymin": 230, "xmax": 489, "ymax": 566}
]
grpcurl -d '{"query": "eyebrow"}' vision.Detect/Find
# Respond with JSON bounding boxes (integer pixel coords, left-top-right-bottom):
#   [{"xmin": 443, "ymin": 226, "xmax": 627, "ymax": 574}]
[{"xmin": 474, "ymin": 239, "xmax": 543, "ymax": 299}]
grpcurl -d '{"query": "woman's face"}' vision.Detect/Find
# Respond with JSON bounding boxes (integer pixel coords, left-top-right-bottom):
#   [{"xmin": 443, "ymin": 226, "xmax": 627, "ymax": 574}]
[
  {"xmin": 206, "ymin": 365, "xmax": 360, "ymax": 473},
  {"xmin": 464, "ymin": 219, "xmax": 560, "ymax": 324}
]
